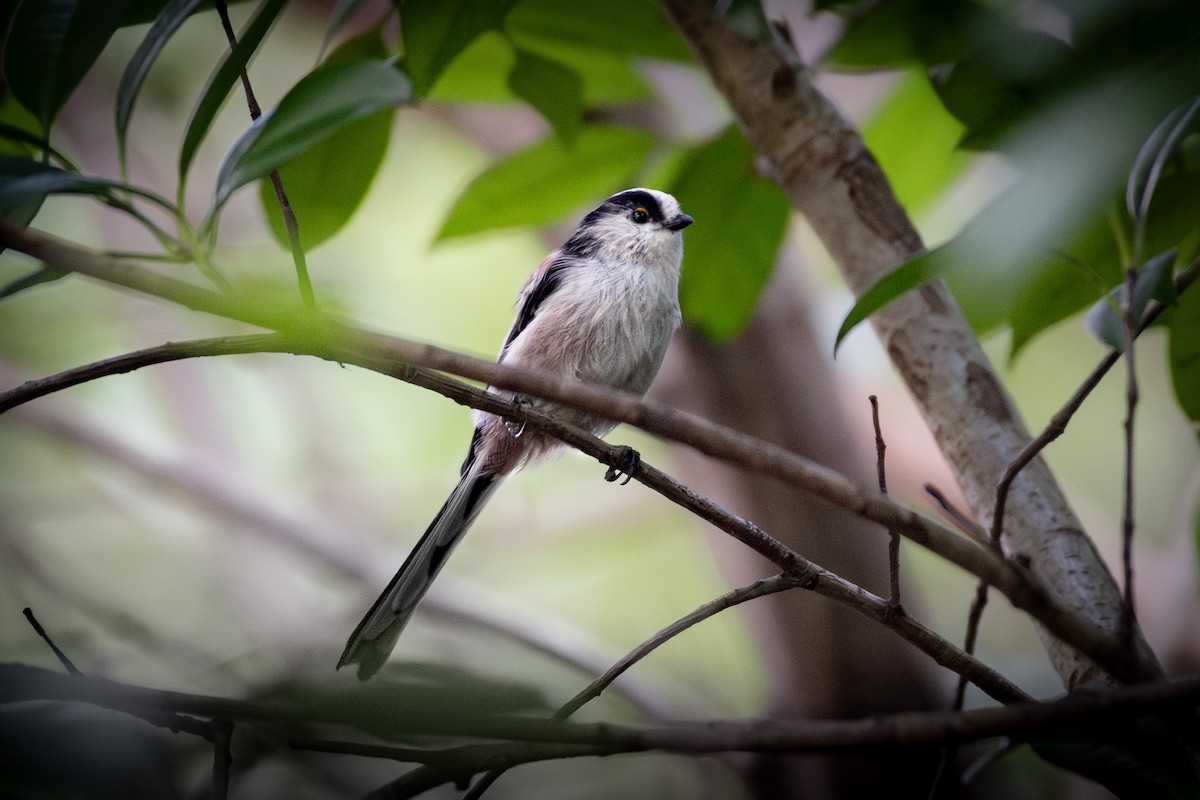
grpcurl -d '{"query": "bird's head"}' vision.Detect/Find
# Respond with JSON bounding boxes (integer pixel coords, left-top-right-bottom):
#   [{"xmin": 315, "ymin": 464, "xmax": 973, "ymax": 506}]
[{"xmin": 563, "ymin": 188, "xmax": 693, "ymax": 266}]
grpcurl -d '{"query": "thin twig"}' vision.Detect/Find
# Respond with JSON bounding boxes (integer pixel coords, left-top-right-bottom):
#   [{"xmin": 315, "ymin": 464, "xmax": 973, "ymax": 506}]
[
  {"xmin": 22, "ymin": 608, "xmax": 82, "ymax": 676},
  {"xmin": 0, "ymin": 334, "xmax": 291, "ymax": 412},
  {"xmin": 213, "ymin": 0, "xmax": 314, "ymax": 308},
  {"xmin": 460, "ymin": 574, "xmax": 809, "ymax": 799},
  {"xmin": 0, "ymin": 221, "xmax": 1161, "ymax": 685},
  {"xmin": 989, "ymin": 259, "xmax": 1200, "ymax": 546},
  {"xmin": 869, "ymin": 395, "xmax": 901, "ymax": 607},
  {"xmin": 1, "ymin": 333, "xmax": 1026, "ymax": 703},
  {"xmin": 1119, "ymin": 265, "xmax": 1139, "ymax": 647}
]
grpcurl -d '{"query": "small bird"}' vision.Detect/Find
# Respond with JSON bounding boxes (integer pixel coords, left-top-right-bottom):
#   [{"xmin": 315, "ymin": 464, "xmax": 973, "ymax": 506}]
[{"xmin": 339, "ymin": 188, "xmax": 693, "ymax": 679}]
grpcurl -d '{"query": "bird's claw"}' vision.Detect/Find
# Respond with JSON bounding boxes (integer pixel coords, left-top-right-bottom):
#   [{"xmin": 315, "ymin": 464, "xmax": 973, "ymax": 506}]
[
  {"xmin": 605, "ymin": 446, "xmax": 640, "ymax": 485},
  {"xmin": 505, "ymin": 396, "xmax": 531, "ymax": 439}
]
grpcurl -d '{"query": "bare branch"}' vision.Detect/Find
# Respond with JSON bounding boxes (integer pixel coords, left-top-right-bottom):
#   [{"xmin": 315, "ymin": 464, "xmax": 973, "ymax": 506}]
[
  {"xmin": 656, "ymin": 0, "xmax": 1159, "ymax": 688},
  {"xmin": 6, "ymin": 664, "xmax": 1191, "ymax": 780},
  {"xmin": 0, "ymin": 220, "xmax": 1159, "ymax": 684}
]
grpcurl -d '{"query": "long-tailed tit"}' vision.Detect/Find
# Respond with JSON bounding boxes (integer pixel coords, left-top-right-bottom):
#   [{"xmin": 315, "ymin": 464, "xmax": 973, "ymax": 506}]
[{"xmin": 339, "ymin": 188, "xmax": 693, "ymax": 679}]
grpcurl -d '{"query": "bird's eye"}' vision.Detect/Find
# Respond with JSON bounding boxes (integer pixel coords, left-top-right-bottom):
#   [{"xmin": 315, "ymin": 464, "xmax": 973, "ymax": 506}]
[{"xmin": 631, "ymin": 207, "xmax": 650, "ymax": 224}]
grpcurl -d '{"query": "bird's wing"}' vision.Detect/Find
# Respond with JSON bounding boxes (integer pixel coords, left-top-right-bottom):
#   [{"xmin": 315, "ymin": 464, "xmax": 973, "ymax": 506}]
[{"xmin": 499, "ymin": 249, "xmax": 574, "ymax": 359}]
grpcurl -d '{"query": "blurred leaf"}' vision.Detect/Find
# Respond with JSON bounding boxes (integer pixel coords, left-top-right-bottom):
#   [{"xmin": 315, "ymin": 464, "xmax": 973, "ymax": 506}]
[
  {"xmin": 825, "ymin": 0, "xmax": 984, "ymax": 69},
  {"xmin": 213, "ymin": 59, "xmax": 412, "ymax": 210},
  {"xmin": 401, "ymin": 0, "xmax": 519, "ymax": 96},
  {"xmin": 1127, "ymin": 96, "xmax": 1200, "ymax": 221},
  {"xmin": 318, "ymin": 0, "xmax": 377, "ymax": 59},
  {"xmin": 437, "ymin": 125, "xmax": 655, "ymax": 240},
  {"xmin": 258, "ymin": 33, "xmax": 394, "ymax": 252},
  {"xmin": 715, "ymin": 0, "xmax": 772, "ymax": 43},
  {"xmin": 1083, "ymin": 249, "xmax": 1176, "ymax": 351},
  {"xmin": 928, "ymin": 28, "xmax": 1074, "ymax": 150},
  {"xmin": 0, "ymin": 265, "xmax": 69, "ymax": 299},
  {"xmin": 179, "ymin": 0, "xmax": 288, "ymax": 185},
  {"xmin": 0, "ymin": 92, "xmax": 45, "ymax": 159},
  {"xmin": 508, "ymin": 49, "xmax": 583, "ymax": 146},
  {"xmin": 0, "ymin": 155, "xmax": 131, "ymax": 209},
  {"xmin": 863, "ymin": 70, "xmax": 970, "ymax": 213},
  {"xmin": 506, "ymin": 0, "xmax": 691, "ymax": 63},
  {"xmin": 1031, "ymin": 714, "xmax": 1200, "ymax": 800},
  {"xmin": 3, "ymin": 0, "xmax": 132, "ymax": 135},
  {"xmin": 116, "ymin": 0, "xmax": 207, "ymax": 164},
  {"xmin": 257, "ymin": 665, "xmax": 550, "ymax": 740},
  {"xmin": 117, "ymin": 0, "xmax": 254, "ymax": 27},
  {"xmin": 1169, "ymin": 277, "xmax": 1200, "ymax": 426},
  {"xmin": 669, "ymin": 126, "xmax": 790, "ymax": 341},
  {"xmin": 836, "ymin": 247, "xmax": 946, "ymax": 352},
  {"xmin": 941, "ymin": 77, "xmax": 1174, "ymax": 334},
  {"xmin": 428, "ymin": 31, "xmax": 518, "ymax": 102}
]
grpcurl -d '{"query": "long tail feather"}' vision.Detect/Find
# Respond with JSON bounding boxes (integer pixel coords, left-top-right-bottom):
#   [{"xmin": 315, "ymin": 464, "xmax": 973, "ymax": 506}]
[{"xmin": 338, "ymin": 464, "xmax": 502, "ymax": 680}]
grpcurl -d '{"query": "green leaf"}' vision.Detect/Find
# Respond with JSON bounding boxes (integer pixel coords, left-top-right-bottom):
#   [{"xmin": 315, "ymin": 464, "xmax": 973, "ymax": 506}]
[
  {"xmin": 0, "ymin": 265, "xmax": 69, "ymax": 299},
  {"xmin": 506, "ymin": 0, "xmax": 691, "ymax": 63},
  {"xmin": 3, "ymin": 0, "xmax": 132, "ymax": 134},
  {"xmin": 669, "ymin": 126, "xmax": 790, "ymax": 341},
  {"xmin": 508, "ymin": 49, "xmax": 583, "ymax": 146},
  {"xmin": 1008, "ymin": 213, "xmax": 1123, "ymax": 358},
  {"xmin": 1083, "ymin": 248, "xmax": 1177, "ymax": 351},
  {"xmin": 212, "ymin": 59, "xmax": 412, "ymax": 210},
  {"xmin": 179, "ymin": 0, "xmax": 289, "ymax": 185},
  {"xmin": 835, "ymin": 248, "xmax": 947, "ymax": 352},
  {"xmin": 0, "ymin": 155, "xmax": 172, "ymax": 212},
  {"xmin": 1169, "ymin": 275, "xmax": 1200, "ymax": 426},
  {"xmin": 258, "ymin": 33, "xmax": 394, "ymax": 252},
  {"xmin": 116, "ymin": 0, "xmax": 206, "ymax": 164},
  {"xmin": 401, "ymin": 0, "xmax": 519, "ymax": 96},
  {"xmin": 427, "ymin": 31, "xmax": 518, "ymax": 103},
  {"xmin": 863, "ymin": 70, "xmax": 970, "ymax": 214},
  {"xmin": 1126, "ymin": 96, "xmax": 1200, "ymax": 222},
  {"xmin": 437, "ymin": 125, "xmax": 655, "ymax": 240}
]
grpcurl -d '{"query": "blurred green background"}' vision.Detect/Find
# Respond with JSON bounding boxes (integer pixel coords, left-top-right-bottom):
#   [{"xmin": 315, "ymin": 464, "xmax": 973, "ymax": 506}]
[{"xmin": 1, "ymin": 0, "xmax": 1198, "ymax": 797}]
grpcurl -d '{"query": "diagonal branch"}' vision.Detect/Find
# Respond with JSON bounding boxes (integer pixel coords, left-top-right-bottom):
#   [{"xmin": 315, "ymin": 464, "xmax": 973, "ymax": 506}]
[
  {"xmin": 656, "ymin": 0, "xmax": 1159, "ymax": 689},
  {"xmin": 0, "ymin": 220, "xmax": 1157, "ymax": 684},
  {"xmin": 0, "ymin": 331, "xmax": 1025, "ymax": 703}
]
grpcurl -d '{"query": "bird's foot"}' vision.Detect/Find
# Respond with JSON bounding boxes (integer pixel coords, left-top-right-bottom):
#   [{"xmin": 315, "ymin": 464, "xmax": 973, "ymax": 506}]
[
  {"xmin": 605, "ymin": 446, "xmax": 640, "ymax": 485},
  {"xmin": 505, "ymin": 396, "xmax": 531, "ymax": 439}
]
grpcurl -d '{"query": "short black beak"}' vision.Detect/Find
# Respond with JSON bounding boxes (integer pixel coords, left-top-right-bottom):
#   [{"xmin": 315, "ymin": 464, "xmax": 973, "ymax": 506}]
[{"xmin": 665, "ymin": 213, "xmax": 694, "ymax": 232}]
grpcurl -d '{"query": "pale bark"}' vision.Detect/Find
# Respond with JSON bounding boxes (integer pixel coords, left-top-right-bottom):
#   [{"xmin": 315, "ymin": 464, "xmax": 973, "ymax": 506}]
[{"xmin": 658, "ymin": 0, "xmax": 1159, "ymax": 688}]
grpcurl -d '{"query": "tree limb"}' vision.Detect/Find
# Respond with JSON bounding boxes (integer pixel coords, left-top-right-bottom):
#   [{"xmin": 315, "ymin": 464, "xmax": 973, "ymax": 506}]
[
  {"xmin": 656, "ymin": 0, "xmax": 1160, "ymax": 688},
  {"xmin": 0, "ymin": 220, "xmax": 1158, "ymax": 684}
]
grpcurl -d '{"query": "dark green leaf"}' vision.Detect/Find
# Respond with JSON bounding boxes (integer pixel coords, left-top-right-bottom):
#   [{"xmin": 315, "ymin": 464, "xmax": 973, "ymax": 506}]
[
  {"xmin": 506, "ymin": 0, "xmax": 691, "ymax": 63},
  {"xmin": 4, "ymin": 0, "xmax": 132, "ymax": 134},
  {"xmin": 437, "ymin": 125, "xmax": 654, "ymax": 240},
  {"xmin": 1083, "ymin": 248, "xmax": 1176, "ymax": 351},
  {"xmin": 715, "ymin": 0, "xmax": 772, "ymax": 43},
  {"xmin": 0, "ymin": 156, "xmax": 114, "ymax": 209},
  {"xmin": 1169, "ymin": 276, "xmax": 1200, "ymax": 426},
  {"xmin": 836, "ymin": 248, "xmax": 947, "ymax": 352},
  {"xmin": 669, "ymin": 126, "xmax": 790, "ymax": 341},
  {"xmin": 258, "ymin": 33, "xmax": 394, "ymax": 252},
  {"xmin": 863, "ymin": 70, "xmax": 970, "ymax": 213},
  {"xmin": 0, "ymin": 155, "xmax": 171, "ymax": 212},
  {"xmin": 179, "ymin": 0, "xmax": 289, "ymax": 185},
  {"xmin": 508, "ymin": 49, "xmax": 583, "ymax": 146},
  {"xmin": 402, "ymin": 0, "xmax": 519, "ymax": 96},
  {"xmin": 1126, "ymin": 96, "xmax": 1200, "ymax": 221},
  {"xmin": 213, "ymin": 59, "xmax": 412, "ymax": 209},
  {"xmin": 116, "ymin": 0, "xmax": 207, "ymax": 163},
  {"xmin": 0, "ymin": 265, "xmax": 69, "ymax": 299}
]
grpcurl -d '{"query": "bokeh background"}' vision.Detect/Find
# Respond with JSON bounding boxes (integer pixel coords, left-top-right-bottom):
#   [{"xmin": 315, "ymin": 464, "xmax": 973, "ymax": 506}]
[{"xmin": 2, "ymin": 1, "xmax": 1198, "ymax": 797}]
